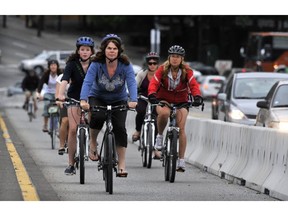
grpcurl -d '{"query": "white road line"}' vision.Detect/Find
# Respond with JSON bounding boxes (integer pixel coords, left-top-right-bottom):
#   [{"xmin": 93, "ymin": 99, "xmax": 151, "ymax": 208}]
[{"xmin": 12, "ymin": 41, "xmax": 27, "ymax": 49}]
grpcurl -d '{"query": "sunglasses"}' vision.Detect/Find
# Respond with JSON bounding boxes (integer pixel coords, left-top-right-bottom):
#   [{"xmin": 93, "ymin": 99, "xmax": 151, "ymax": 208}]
[{"xmin": 148, "ymin": 62, "xmax": 158, "ymax": 66}]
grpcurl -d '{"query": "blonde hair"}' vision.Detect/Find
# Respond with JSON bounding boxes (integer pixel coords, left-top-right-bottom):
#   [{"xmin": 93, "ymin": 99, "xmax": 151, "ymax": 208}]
[{"xmin": 161, "ymin": 58, "xmax": 191, "ymax": 82}]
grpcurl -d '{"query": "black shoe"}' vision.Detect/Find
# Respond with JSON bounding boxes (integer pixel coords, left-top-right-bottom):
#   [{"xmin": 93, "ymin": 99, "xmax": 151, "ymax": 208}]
[
  {"xmin": 64, "ymin": 165, "xmax": 76, "ymax": 175},
  {"xmin": 58, "ymin": 148, "xmax": 65, "ymax": 155}
]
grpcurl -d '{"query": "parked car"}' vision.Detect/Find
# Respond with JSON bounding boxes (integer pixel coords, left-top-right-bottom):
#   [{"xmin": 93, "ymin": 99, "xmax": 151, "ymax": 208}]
[
  {"xmin": 199, "ymin": 75, "xmax": 226, "ymax": 99},
  {"xmin": 7, "ymin": 81, "xmax": 23, "ymax": 97},
  {"xmin": 19, "ymin": 50, "xmax": 73, "ymax": 76},
  {"xmin": 217, "ymin": 72, "xmax": 288, "ymax": 125},
  {"xmin": 255, "ymin": 80, "xmax": 288, "ymax": 131}
]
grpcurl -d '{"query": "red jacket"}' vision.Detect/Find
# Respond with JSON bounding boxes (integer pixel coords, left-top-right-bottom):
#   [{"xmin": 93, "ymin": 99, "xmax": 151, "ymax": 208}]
[{"xmin": 148, "ymin": 65, "xmax": 201, "ymax": 103}]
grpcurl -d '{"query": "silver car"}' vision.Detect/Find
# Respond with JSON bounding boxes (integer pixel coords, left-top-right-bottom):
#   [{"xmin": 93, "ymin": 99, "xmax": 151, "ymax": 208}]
[
  {"xmin": 19, "ymin": 50, "xmax": 73, "ymax": 76},
  {"xmin": 255, "ymin": 80, "xmax": 288, "ymax": 131},
  {"xmin": 217, "ymin": 72, "xmax": 288, "ymax": 125}
]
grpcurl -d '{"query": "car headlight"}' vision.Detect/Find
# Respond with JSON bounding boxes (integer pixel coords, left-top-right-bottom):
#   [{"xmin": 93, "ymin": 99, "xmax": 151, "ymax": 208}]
[
  {"xmin": 228, "ymin": 104, "xmax": 246, "ymax": 120},
  {"xmin": 269, "ymin": 121, "xmax": 288, "ymax": 132}
]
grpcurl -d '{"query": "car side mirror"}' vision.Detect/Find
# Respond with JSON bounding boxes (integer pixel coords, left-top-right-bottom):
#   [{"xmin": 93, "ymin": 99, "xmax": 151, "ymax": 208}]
[
  {"xmin": 257, "ymin": 100, "xmax": 269, "ymax": 109},
  {"xmin": 218, "ymin": 93, "xmax": 227, "ymax": 101}
]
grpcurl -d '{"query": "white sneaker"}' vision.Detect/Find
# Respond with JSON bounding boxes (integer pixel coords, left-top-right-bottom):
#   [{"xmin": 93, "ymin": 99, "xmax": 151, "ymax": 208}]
[
  {"xmin": 154, "ymin": 134, "xmax": 163, "ymax": 150},
  {"xmin": 176, "ymin": 159, "xmax": 185, "ymax": 172}
]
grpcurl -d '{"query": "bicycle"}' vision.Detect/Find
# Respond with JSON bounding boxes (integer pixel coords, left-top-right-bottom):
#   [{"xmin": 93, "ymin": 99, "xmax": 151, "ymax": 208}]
[
  {"xmin": 160, "ymin": 97, "xmax": 204, "ymax": 183},
  {"xmin": 138, "ymin": 95, "xmax": 157, "ymax": 168},
  {"xmin": 62, "ymin": 98, "xmax": 90, "ymax": 184},
  {"xmin": 91, "ymin": 104, "xmax": 133, "ymax": 194},
  {"xmin": 43, "ymin": 98, "xmax": 60, "ymax": 150}
]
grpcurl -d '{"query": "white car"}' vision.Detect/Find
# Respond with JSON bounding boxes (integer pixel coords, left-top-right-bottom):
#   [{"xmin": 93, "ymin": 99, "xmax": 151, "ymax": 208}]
[
  {"xmin": 19, "ymin": 50, "xmax": 73, "ymax": 76},
  {"xmin": 199, "ymin": 75, "xmax": 226, "ymax": 98}
]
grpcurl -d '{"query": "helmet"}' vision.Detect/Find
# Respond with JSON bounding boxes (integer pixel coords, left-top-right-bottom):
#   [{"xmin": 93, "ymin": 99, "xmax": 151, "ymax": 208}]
[
  {"xmin": 76, "ymin": 36, "xmax": 94, "ymax": 47},
  {"xmin": 168, "ymin": 45, "xmax": 185, "ymax": 56},
  {"xmin": 101, "ymin": 34, "xmax": 122, "ymax": 45},
  {"xmin": 145, "ymin": 52, "xmax": 160, "ymax": 61},
  {"xmin": 47, "ymin": 59, "xmax": 59, "ymax": 68}
]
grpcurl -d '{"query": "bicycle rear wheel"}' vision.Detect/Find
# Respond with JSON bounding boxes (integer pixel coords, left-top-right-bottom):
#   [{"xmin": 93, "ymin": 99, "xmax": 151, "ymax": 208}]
[
  {"xmin": 28, "ymin": 102, "xmax": 33, "ymax": 122},
  {"xmin": 146, "ymin": 123, "xmax": 154, "ymax": 168},
  {"xmin": 168, "ymin": 130, "xmax": 178, "ymax": 183},
  {"xmin": 79, "ymin": 128, "xmax": 86, "ymax": 184},
  {"xmin": 104, "ymin": 133, "xmax": 113, "ymax": 194}
]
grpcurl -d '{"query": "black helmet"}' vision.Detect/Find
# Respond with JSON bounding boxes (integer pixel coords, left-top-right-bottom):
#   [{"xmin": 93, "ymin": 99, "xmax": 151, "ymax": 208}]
[
  {"xmin": 145, "ymin": 52, "xmax": 160, "ymax": 62},
  {"xmin": 76, "ymin": 36, "xmax": 94, "ymax": 48},
  {"xmin": 47, "ymin": 59, "xmax": 59, "ymax": 68},
  {"xmin": 168, "ymin": 45, "xmax": 185, "ymax": 56},
  {"xmin": 101, "ymin": 34, "xmax": 122, "ymax": 46}
]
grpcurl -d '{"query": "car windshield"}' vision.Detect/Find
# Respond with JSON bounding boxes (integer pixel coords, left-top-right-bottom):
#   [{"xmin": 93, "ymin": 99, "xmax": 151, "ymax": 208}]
[
  {"xmin": 234, "ymin": 77, "xmax": 281, "ymax": 99},
  {"xmin": 272, "ymin": 84, "xmax": 288, "ymax": 107}
]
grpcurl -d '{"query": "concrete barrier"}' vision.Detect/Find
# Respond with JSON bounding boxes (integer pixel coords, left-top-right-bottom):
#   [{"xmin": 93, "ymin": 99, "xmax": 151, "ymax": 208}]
[{"xmin": 126, "ymin": 112, "xmax": 288, "ymax": 200}]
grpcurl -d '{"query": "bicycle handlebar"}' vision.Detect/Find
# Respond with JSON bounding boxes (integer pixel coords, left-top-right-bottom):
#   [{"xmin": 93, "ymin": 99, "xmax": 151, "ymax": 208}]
[{"xmin": 91, "ymin": 104, "xmax": 135, "ymax": 112}]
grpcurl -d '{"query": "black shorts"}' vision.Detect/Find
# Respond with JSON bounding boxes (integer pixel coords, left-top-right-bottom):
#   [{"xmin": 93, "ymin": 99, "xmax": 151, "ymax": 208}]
[{"xmin": 89, "ymin": 97, "xmax": 128, "ymax": 148}]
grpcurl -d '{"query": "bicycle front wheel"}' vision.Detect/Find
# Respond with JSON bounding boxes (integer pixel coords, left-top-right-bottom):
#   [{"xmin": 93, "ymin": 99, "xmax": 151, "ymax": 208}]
[
  {"xmin": 146, "ymin": 123, "xmax": 154, "ymax": 168},
  {"xmin": 50, "ymin": 115, "xmax": 56, "ymax": 149},
  {"xmin": 168, "ymin": 130, "xmax": 178, "ymax": 183},
  {"xmin": 104, "ymin": 133, "xmax": 113, "ymax": 194},
  {"xmin": 140, "ymin": 126, "xmax": 147, "ymax": 167},
  {"xmin": 79, "ymin": 128, "xmax": 86, "ymax": 184}
]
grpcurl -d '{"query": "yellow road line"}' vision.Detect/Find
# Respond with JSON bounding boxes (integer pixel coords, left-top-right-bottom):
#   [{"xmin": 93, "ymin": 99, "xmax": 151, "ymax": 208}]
[{"xmin": 0, "ymin": 113, "xmax": 39, "ymax": 201}]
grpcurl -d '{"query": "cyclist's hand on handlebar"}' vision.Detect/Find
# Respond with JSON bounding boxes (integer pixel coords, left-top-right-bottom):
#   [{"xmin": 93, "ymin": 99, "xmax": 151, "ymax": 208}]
[
  {"xmin": 128, "ymin": 101, "xmax": 137, "ymax": 109},
  {"xmin": 192, "ymin": 95, "xmax": 204, "ymax": 106},
  {"xmin": 148, "ymin": 94, "xmax": 159, "ymax": 104},
  {"xmin": 57, "ymin": 95, "xmax": 66, "ymax": 102},
  {"xmin": 80, "ymin": 100, "xmax": 90, "ymax": 110}
]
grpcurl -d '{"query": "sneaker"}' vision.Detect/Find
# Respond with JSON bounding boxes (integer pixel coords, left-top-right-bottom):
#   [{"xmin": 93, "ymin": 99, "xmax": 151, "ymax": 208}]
[
  {"xmin": 176, "ymin": 159, "xmax": 186, "ymax": 172},
  {"xmin": 64, "ymin": 165, "xmax": 76, "ymax": 175},
  {"xmin": 154, "ymin": 134, "xmax": 163, "ymax": 150},
  {"xmin": 42, "ymin": 125, "xmax": 48, "ymax": 132}
]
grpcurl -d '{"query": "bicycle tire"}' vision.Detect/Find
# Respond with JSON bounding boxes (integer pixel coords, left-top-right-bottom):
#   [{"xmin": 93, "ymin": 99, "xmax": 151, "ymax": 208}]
[
  {"xmin": 164, "ymin": 133, "xmax": 170, "ymax": 181},
  {"xmin": 50, "ymin": 115, "xmax": 55, "ymax": 150},
  {"xmin": 79, "ymin": 128, "xmax": 86, "ymax": 184},
  {"xmin": 147, "ymin": 123, "xmax": 154, "ymax": 168},
  {"xmin": 104, "ymin": 133, "xmax": 113, "ymax": 194},
  {"xmin": 168, "ymin": 129, "xmax": 178, "ymax": 183},
  {"xmin": 28, "ymin": 103, "xmax": 33, "ymax": 122},
  {"xmin": 140, "ymin": 126, "xmax": 147, "ymax": 167}
]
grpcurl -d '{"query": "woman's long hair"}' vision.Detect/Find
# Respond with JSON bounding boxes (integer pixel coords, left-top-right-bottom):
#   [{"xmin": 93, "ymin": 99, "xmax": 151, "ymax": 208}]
[{"xmin": 161, "ymin": 59, "xmax": 191, "ymax": 82}]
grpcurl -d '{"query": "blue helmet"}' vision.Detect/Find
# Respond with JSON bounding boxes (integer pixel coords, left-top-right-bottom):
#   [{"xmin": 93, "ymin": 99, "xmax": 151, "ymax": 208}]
[
  {"xmin": 101, "ymin": 34, "xmax": 122, "ymax": 45},
  {"xmin": 76, "ymin": 36, "xmax": 94, "ymax": 48}
]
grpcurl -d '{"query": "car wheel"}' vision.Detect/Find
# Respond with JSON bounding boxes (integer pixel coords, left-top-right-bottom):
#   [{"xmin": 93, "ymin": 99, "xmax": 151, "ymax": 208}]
[{"xmin": 34, "ymin": 66, "xmax": 44, "ymax": 76}]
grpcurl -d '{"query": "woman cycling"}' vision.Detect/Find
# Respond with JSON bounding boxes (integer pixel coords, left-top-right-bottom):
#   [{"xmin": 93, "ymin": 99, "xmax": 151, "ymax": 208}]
[
  {"xmin": 132, "ymin": 52, "xmax": 160, "ymax": 142},
  {"xmin": 58, "ymin": 36, "xmax": 95, "ymax": 175},
  {"xmin": 148, "ymin": 45, "xmax": 203, "ymax": 172},
  {"xmin": 37, "ymin": 59, "xmax": 62, "ymax": 132},
  {"xmin": 80, "ymin": 33, "xmax": 138, "ymax": 177}
]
